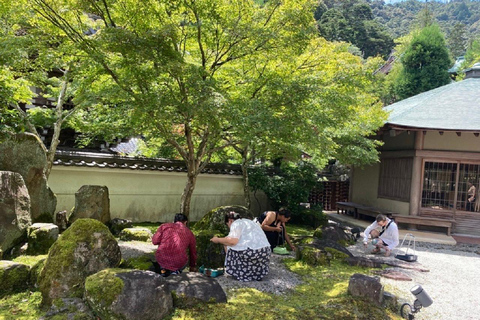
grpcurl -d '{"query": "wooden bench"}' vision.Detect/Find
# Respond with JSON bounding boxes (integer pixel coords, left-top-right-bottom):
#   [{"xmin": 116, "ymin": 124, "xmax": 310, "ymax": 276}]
[
  {"xmin": 336, "ymin": 202, "xmax": 360, "ymax": 215},
  {"xmin": 336, "ymin": 202, "xmax": 395, "ymax": 219},
  {"xmin": 392, "ymin": 214, "xmax": 454, "ymax": 236}
]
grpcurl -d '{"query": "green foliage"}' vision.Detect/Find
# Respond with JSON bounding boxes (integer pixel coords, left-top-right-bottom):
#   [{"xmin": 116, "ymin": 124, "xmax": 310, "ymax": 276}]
[
  {"xmin": 316, "ymin": 0, "xmax": 394, "ymax": 58},
  {"xmin": 291, "ymin": 206, "xmax": 328, "ymax": 229},
  {"xmin": 447, "ymin": 23, "xmax": 468, "ymax": 58},
  {"xmin": 371, "ymin": 0, "xmax": 480, "ymax": 43},
  {"xmin": 463, "ymin": 38, "xmax": 480, "ymax": 68},
  {"xmin": 394, "ymin": 24, "xmax": 452, "ymax": 100},
  {"xmin": 248, "ymin": 162, "xmax": 319, "ymax": 213}
]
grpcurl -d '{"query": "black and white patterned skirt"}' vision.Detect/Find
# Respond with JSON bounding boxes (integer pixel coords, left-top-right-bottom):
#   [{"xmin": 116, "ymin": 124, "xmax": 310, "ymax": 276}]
[{"xmin": 225, "ymin": 246, "xmax": 271, "ymax": 281}]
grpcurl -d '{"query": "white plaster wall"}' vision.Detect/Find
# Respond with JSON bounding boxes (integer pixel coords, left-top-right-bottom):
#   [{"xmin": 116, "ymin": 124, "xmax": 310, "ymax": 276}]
[
  {"xmin": 49, "ymin": 166, "xmax": 268, "ymax": 222},
  {"xmin": 424, "ymin": 131, "xmax": 480, "ymax": 152},
  {"xmin": 351, "ymin": 163, "xmax": 410, "ymax": 215}
]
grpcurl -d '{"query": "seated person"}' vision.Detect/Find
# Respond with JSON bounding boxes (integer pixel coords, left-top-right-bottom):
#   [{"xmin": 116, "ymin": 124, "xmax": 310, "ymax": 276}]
[
  {"xmin": 210, "ymin": 212, "xmax": 271, "ymax": 281},
  {"xmin": 363, "ymin": 214, "xmax": 399, "ymax": 257},
  {"xmin": 258, "ymin": 208, "xmax": 295, "ymax": 252},
  {"xmin": 152, "ymin": 213, "xmax": 197, "ymax": 277}
]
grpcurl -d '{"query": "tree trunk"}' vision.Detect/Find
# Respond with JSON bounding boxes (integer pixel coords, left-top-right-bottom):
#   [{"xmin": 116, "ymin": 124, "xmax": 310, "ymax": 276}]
[
  {"xmin": 241, "ymin": 150, "xmax": 251, "ymax": 209},
  {"xmin": 180, "ymin": 172, "xmax": 198, "ymax": 218},
  {"xmin": 45, "ymin": 73, "xmax": 69, "ymax": 179}
]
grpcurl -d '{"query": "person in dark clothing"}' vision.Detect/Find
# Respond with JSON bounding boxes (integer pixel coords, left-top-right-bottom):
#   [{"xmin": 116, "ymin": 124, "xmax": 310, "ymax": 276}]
[{"xmin": 258, "ymin": 208, "xmax": 295, "ymax": 252}]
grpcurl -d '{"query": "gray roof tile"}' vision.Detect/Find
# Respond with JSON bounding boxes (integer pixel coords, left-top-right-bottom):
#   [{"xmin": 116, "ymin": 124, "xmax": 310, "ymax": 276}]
[{"xmin": 385, "ymin": 78, "xmax": 480, "ymax": 131}]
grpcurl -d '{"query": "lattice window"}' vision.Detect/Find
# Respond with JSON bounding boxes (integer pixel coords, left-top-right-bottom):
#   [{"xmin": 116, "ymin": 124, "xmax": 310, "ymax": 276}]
[
  {"xmin": 421, "ymin": 162, "xmax": 457, "ymax": 210},
  {"xmin": 421, "ymin": 162, "xmax": 480, "ymax": 212},
  {"xmin": 378, "ymin": 158, "xmax": 412, "ymax": 201}
]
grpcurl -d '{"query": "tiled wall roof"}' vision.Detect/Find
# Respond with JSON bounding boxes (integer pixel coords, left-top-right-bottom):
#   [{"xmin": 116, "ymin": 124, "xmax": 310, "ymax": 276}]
[{"xmin": 53, "ymin": 150, "xmax": 243, "ymax": 175}]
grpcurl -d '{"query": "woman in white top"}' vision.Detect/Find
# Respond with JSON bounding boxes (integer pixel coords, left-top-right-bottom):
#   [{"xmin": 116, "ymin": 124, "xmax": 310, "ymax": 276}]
[
  {"xmin": 210, "ymin": 212, "xmax": 271, "ymax": 281},
  {"xmin": 363, "ymin": 214, "xmax": 399, "ymax": 257}
]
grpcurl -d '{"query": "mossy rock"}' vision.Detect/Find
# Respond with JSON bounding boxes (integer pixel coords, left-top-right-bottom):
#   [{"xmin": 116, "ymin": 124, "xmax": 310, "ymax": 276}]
[
  {"xmin": 313, "ymin": 225, "xmax": 356, "ymax": 247},
  {"xmin": 118, "ymin": 227, "xmax": 153, "ymax": 242},
  {"xmin": 85, "ymin": 269, "xmax": 173, "ymax": 320},
  {"xmin": 194, "ymin": 230, "xmax": 226, "ymax": 269},
  {"xmin": 296, "ymin": 246, "xmax": 330, "ymax": 267},
  {"xmin": 13, "ymin": 255, "xmax": 48, "ymax": 288},
  {"xmin": 84, "ymin": 269, "xmax": 126, "ymax": 318},
  {"xmin": 324, "ymin": 247, "xmax": 350, "ymax": 261},
  {"xmin": 192, "ymin": 205, "xmax": 254, "ymax": 234},
  {"xmin": 0, "ymin": 260, "xmax": 30, "ymax": 297},
  {"xmin": 26, "ymin": 223, "xmax": 59, "ymax": 255},
  {"xmin": 38, "ymin": 218, "xmax": 121, "ymax": 306}
]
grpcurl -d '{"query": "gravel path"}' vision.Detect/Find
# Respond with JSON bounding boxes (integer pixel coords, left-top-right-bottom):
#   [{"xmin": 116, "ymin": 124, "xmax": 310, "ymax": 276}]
[
  {"xmin": 348, "ymin": 241, "xmax": 480, "ymax": 320},
  {"xmin": 214, "ymin": 252, "xmax": 302, "ymax": 295}
]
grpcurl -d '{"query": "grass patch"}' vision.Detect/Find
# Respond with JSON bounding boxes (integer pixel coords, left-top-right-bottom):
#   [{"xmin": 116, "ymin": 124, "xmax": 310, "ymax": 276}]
[
  {"xmin": 288, "ymin": 224, "xmax": 315, "ymax": 237},
  {"xmin": 0, "ymin": 291, "xmax": 45, "ymax": 320}
]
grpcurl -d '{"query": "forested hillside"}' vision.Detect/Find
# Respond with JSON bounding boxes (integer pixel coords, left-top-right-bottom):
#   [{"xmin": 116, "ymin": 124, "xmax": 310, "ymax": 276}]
[{"xmin": 370, "ymin": 0, "xmax": 480, "ymax": 40}]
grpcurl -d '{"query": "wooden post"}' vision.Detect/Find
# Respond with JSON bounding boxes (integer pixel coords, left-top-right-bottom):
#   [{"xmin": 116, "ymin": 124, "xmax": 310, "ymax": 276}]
[{"xmin": 409, "ymin": 131, "xmax": 424, "ymax": 217}]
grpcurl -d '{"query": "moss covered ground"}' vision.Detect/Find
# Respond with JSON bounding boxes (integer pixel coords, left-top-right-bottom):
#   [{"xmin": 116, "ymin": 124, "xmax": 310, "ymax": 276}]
[
  {"xmin": 168, "ymin": 259, "xmax": 401, "ymax": 320},
  {"xmin": 0, "ymin": 223, "xmax": 402, "ymax": 320}
]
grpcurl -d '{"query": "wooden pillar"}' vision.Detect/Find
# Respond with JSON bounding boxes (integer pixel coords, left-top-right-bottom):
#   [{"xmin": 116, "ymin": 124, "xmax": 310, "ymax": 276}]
[
  {"xmin": 409, "ymin": 131, "xmax": 424, "ymax": 216},
  {"xmin": 349, "ymin": 165, "xmax": 354, "ymax": 202}
]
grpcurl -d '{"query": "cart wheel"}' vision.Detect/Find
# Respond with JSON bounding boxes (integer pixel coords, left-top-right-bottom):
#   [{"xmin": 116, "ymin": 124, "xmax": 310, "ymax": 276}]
[{"xmin": 400, "ymin": 303, "xmax": 414, "ymax": 320}]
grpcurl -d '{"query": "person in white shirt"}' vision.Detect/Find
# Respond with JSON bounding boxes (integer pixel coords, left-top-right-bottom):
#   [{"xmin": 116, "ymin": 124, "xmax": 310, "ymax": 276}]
[
  {"xmin": 363, "ymin": 214, "xmax": 399, "ymax": 257},
  {"xmin": 210, "ymin": 212, "xmax": 271, "ymax": 281}
]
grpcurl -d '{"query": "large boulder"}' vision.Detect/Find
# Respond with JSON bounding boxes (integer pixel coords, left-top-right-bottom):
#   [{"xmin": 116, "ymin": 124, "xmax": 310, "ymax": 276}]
[
  {"xmin": 0, "ymin": 171, "xmax": 32, "ymax": 254},
  {"xmin": 70, "ymin": 185, "xmax": 111, "ymax": 224},
  {"xmin": 27, "ymin": 223, "xmax": 59, "ymax": 255},
  {"xmin": 38, "ymin": 218, "xmax": 121, "ymax": 306},
  {"xmin": 0, "ymin": 133, "xmax": 56, "ymax": 222},
  {"xmin": 313, "ymin": 223, "xmax": 356, "ymax": 246},
  {"xmin": 107, "ymin": 218, "xmax": 133, "ymax": 236},
  {"xmin": 193, "ymin": 205, "xmax": 254, "ymax": 234},
  {"xmin": 164, "ymin": 272, "xmax": 227, "ymax": 307},
  {"xmin": 0, "ymin": 260, "xmax": 30, "ymax": 297},
  {"xmin": 348, "ymin": 273, "xmax": 384, "ymax": 306},
  {"xmin": 85, "ymin": 269, "xmax": 173, "ymax": 320}
]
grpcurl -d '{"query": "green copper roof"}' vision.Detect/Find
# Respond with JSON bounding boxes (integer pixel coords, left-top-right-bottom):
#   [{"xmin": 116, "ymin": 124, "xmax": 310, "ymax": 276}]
[{"xmin": 385, "ymin": 78, "xmax": 480, "ymax": 131}]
